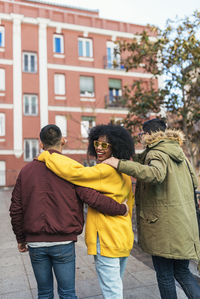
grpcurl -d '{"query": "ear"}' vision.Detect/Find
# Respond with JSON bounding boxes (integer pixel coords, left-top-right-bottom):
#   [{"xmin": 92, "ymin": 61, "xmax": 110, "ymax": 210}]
[
  {"xmin": 39, "ymin": 141, "xmax": 45, "ymax": 150},
  {"xmin": 61, "ymin": 137, "xmax": 65, "ymax": 146}
]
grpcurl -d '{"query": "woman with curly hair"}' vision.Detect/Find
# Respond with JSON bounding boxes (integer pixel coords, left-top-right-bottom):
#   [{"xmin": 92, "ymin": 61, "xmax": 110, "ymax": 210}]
[
  {"xmin": 38, "ymin": 124, "xmax": 135, "ymax": 299},
  {"xmin": 87, "ymin": 124, "xmax": 134, "ymax": 162}
]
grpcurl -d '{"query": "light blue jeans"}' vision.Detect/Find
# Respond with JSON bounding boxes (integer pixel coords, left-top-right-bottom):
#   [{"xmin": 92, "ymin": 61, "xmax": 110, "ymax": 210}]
[{"xmin": 94, "ymin": 235, "xmax": 128, "ymax": 299}]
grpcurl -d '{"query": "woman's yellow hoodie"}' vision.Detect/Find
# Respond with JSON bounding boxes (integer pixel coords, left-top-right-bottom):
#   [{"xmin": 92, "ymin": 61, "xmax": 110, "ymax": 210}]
[{"xmin": 38, "ymin": 151, "xmax": 134, "ymax": 257}]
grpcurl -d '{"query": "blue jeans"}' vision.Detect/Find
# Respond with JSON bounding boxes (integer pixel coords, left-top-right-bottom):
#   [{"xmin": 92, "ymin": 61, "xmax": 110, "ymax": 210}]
[
  {"xmin": 152, "ymin": 256, "xmax": 200, "ymax": 299},
  {"xmin": 28, "ymin": 243, "xmax": 77, "ymax": 299},
  {"xmin": 94, "ymin": 235, "xmax": 128, "ymax": 299}
]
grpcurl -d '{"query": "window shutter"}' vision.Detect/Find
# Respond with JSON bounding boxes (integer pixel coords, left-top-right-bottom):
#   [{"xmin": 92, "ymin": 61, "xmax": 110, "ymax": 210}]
[
  {"xmin": 78, "ymin": 40, "xmax": 83, "ymax": 56},
  {"xmin": 0, "ymin": 161, "xmax": 6, "ymax": 186},
  {"xmin": 54, "ymin": 74, "xmax": 65, "ymax": 95},
  {"xmin": 109, "ymin": 79, "xmax": 121, "ymax": 89},
  {"xmin": 31, "ymin": 96, "xmax": 37, "ymax": 115},
  {"xmin": 0, "ymin": 113, "xmax": 5, "ymax": 136},
  {"xmin": 80, "ymin": 76, "xmax": 94, "ymax": 93},
  {"xmin": 0, "ymin": 69, "xmax": 5, "ymax": 90},
  {"xmin": 55, "ymin": 115, "xmax": 67, "ymax": 137}
]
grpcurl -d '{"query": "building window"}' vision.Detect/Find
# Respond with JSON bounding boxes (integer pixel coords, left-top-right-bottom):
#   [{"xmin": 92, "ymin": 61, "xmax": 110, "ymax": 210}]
[
  {"xmin": 0, "ymin": 26, "xmax": 5, "ymax": 48},
  {"xmin": 106, "ymin": 41, "xmax": 121, "ymax": 69},
  {"xmin": 0, "ymin": 113, "xmax": 5, "ymax": 136},
  {"xmin": 23, "ymin": 94, "xmax": 38, "ymax": 116},
  {"xmin": 0, "ymin": 69, "xmax": 5, "ymax": 91},
  {"xmin": 109, "ymin": 79, "xmax": 122, "ymax": 103},
  {"xmin": 54, "ymin": 74, "xmax": 66, "ymax": 95},
  {"xmin": 23, "ymin": 52, "xmax": 37, "ymax": 73},
  {"xmin": 0, "ymin": 161, "xmax": 6, "ymax": 186},
  {"xmin": 81, "ymin": 116, "xmax": 95, "ymax": 138},
  {"xmin": 78, "ymin": 38, "xmax": 93, "ymax": 58},
  {"xmin": 24, "ymin": 139, "xmax": 39, "ymax": 161},
  {"xmin": 53, "ymin": 34, "xmax": 64, "ymax": 53},
  {"xmin": 55, "ymin": 115, "xmax": 67, "ymax": 137},
  {"xmin": 80, "ymin": 76, "xmax": 94, "ymax": 97}
]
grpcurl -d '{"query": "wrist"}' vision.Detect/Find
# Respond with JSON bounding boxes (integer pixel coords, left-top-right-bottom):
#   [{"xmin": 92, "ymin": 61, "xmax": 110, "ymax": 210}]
[{"xmin": 122, "ymin": 203, "xmax": 128, "ymax": 216}]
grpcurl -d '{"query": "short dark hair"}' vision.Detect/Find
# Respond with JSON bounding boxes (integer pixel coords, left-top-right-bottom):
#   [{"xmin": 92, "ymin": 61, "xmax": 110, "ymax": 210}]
[
  {"xmin": 88, "ymin": 124, "xmax": 134, "ymax": 160},
  {"xmin": 40, "ymin": 124, "xmax": 62, "ymax": 148},
  {"xmin": 143, "ymin": 118, "xmax": 166, "ymax": 134}
]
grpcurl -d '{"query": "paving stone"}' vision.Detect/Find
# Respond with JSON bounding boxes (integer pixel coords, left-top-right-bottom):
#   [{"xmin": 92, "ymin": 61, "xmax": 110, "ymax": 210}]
[
  {"xmin": 123, "ymin": 285, "xmax": 160, "ymax": 299},
  {"xmin": 126, "ymin": 256, "xmax": 152, "ymax": 272},
  {"xmin": 123, "ymin": 272, "xmax": 143, "ymax": 289},
  {"xmin": 27, "ymin": 273, "xmax": 37, "ymax": 290},
  {"xmin": 0, "ymin": 264, "xmax": 25, "ymax": 280},
  {"xmin": 130, "ymin": 268, "xmax": 157, "ymax": 286},
  {"xmin": 0, "ymin": 247, "xmax": 20, "ymax": 259},
  {"xmin": 0, "ymin": 275, "xmax": 30, "ymax": 295},
  {"xmin": 0, "ymin": 255, "xmax": 22, "ymax": 268},
  {"xmin": 0, "ymin": 290, "xmax": 33, "ymax": 299},
  {"xmin": 76, "ymin": 278, "xmax": 102, "ymax": 298},
  {"xmin": 76, "ymin": 266, "xmax": 97, "ymax": 281}
]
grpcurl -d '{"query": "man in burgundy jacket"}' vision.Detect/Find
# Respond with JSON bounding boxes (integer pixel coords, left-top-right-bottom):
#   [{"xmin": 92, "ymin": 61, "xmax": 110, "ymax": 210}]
[{"xmin": 10, "ymin": 124, "xmax": 128, "ymax": 299}]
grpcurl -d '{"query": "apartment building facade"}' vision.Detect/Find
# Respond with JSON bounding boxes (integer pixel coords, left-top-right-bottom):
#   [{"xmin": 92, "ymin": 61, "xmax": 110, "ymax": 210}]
[{"xmin": 0, "ymin": 0, "xmax": 155, "ymax": 186}]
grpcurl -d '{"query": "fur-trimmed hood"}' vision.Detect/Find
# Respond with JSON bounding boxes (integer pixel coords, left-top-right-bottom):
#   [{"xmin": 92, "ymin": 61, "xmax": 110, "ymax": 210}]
[
  {"xmin": 144, "ymin": 129, "xmax": 185, "ymax": 146},
  {"xmin": 143, "ymin": 129, "xmax": 185, "ymax": 163}
]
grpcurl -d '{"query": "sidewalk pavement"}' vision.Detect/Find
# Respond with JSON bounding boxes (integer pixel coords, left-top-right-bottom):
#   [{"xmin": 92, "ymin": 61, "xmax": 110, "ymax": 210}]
[{"xmin": 0, "ymin": 189, "xmax": 195, "ymax": 299}]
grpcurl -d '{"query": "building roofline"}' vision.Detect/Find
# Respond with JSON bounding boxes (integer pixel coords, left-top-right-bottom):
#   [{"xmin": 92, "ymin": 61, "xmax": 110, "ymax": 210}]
[
  {"xmin": 2, "ymin": 0, "xmax": 152, "ymax": 35},
  {"xmin": 25, "ymin": 0, "xmax": 99, "ymax": 14}
]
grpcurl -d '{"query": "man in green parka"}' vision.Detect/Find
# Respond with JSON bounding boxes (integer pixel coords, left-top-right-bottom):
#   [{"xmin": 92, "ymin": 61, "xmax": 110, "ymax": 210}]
[{"xmin": 103, "ymin": 118, "xmax": 200, "ymax": 299}]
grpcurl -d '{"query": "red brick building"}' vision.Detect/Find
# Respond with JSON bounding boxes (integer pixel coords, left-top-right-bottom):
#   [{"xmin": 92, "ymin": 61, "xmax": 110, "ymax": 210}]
[{"xmin": 0, "ymin": 0, "xmax": 155, "ymax": 186}]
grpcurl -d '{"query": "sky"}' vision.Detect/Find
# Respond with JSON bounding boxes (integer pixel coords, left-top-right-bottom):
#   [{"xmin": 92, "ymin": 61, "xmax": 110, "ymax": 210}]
[{"xmin": 36, "ymin": 0, "xmax": 200, "ymax": 28}]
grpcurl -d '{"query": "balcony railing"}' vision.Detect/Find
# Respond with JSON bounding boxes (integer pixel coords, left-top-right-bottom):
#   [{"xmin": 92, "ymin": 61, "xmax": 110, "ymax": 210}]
[
  {"xmin": 105, "ymin": 95, "xmax": 127, "ymax": 108},
  {"xmin": 103, "ymin": 56, "xmax": 125, "ymax": 70}
]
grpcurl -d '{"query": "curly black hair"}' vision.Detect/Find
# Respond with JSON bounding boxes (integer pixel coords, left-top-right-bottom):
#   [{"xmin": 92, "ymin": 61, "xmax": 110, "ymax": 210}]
[{"xmin": 87, "ymin": 124, "xmax": 134, "ymax": 160}]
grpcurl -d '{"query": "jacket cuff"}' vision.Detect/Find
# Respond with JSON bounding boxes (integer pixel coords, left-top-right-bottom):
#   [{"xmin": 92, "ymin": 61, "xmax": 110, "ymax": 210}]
[
  {"xmin": 120, "ymin": 203, "xmax": 127, "ymax": 215},
  {"xmin": 16, "ymin": 235, "xmax": 26, "ymax": 244},
  {"xmin": 117, "ymin": 159, "xmax": 121, "ymax": 171},
  {"xmin": 117, "ymin": 159, "xmax": 127, "ymax": 171}
]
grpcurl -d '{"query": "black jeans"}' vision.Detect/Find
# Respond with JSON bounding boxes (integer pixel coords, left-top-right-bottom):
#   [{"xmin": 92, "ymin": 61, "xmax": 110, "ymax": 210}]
[{"xmin": 152, "ymin": 256, "xmax": 200, "ymax": 299}]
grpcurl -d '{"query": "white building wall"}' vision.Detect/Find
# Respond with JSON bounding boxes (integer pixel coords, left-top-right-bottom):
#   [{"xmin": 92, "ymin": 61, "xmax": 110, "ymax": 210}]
[
  {"xmin": 38, "ymin": 18, "xmax": 49, "ymax": 128},
  {"xmin": 12, "ymin": 14, "xmax": 23, "ymax": 158}
]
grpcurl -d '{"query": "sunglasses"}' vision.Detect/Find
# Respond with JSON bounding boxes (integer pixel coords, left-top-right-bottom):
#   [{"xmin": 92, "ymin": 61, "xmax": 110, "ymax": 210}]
[{"xmin": 93, "ymin": 141, "xmax": 111, "ymax": 149}]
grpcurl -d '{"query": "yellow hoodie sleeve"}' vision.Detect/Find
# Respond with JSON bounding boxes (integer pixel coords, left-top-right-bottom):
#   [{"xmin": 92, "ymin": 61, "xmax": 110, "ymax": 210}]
[{"xmin": 38, "ymin": 151, "xmax": 111, "ymax": 191}]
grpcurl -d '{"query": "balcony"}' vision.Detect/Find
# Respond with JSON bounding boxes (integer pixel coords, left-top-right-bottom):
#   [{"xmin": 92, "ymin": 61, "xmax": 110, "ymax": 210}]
[
  {"xmin": 103, "ymin": 56, "xmax": 125, "ymax": 70},
  {"xmin": 105, "ymin": 95, "xmax": 127, "ymax": 108}
]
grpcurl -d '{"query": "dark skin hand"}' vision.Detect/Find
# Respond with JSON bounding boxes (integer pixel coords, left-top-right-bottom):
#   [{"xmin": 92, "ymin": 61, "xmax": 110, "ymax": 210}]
[{"xmin": 18, "ymin": 242, "xmax": 28, "ymax": 252}]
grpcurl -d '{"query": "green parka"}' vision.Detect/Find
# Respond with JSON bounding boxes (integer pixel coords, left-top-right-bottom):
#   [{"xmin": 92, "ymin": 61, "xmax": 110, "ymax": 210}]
[{"xmin": 118, "ymin": 129, "xmax": 200, "ymax": 260}]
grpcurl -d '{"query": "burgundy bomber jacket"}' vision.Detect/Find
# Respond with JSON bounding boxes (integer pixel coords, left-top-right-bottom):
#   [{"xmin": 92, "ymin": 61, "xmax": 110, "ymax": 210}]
[{"xmin": 10, "ymin": 151, "xmax": 126, "ymax": 243}]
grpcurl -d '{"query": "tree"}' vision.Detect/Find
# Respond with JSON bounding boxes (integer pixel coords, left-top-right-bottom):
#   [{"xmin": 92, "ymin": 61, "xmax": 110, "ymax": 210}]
[{"xmin": 120, "ymin": 11, "xmax": 200, "ymax": 169}]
